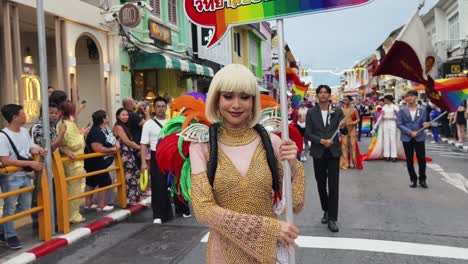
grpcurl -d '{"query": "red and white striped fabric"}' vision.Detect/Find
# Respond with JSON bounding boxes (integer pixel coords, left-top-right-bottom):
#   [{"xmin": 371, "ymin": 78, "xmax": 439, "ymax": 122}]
[{"xmin": 4, "ymin": 197, "xmax": 151, "ymax": 264}]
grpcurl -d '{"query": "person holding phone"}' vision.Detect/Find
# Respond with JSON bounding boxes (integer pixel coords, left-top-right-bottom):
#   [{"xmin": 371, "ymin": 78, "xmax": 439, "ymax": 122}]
[{"xmin": 57, "ymin": 101, "xmax": 89, "ymax": 223}]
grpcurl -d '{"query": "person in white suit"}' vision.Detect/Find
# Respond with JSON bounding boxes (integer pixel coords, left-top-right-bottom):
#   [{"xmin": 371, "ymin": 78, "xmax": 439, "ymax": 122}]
[{"xmin": 375, "ymin": 95, "xmax": 399, "ymax": 162}]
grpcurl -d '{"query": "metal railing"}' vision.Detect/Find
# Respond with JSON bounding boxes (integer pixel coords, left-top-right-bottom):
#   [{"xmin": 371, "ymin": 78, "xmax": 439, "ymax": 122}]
[
  {"xmin": 52, "ymin": 150, "xmax": 127, "ymax": 234},
  {"xmin": 0, "ymin": 156, "xmax": 52, "ymax": 241}
]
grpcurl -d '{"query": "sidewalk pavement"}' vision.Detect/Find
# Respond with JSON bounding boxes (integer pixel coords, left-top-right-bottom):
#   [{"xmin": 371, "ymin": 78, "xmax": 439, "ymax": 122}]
[
  {"xmin": 426, "ymin": 131, "xmax": 468, "ymax": 152},
  {"xmin": 1, "ymin": 197, "xmax": 151, "ymax": 264}
]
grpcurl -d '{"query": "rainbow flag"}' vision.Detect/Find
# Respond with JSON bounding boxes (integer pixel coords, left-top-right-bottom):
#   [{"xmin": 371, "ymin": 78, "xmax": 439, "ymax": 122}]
[
  {"xmin": 360, "ymin": 116, "xmax": 372, "ymax": 134},
  {"xmin": 185, "ymin": 0, "xmax": 374, "ymax": 47},
  {"xmin": 413, "ymin": 77, "xmax": 468, "ymax": 112},
  {"xmin": 291, "ymin": 83, "xmax": 308, "ymax": 108}
]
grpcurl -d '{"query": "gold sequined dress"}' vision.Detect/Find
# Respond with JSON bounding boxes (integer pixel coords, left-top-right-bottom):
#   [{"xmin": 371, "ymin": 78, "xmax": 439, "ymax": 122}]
[{"xmin": 189, "ymin": 126, "xmax": 305, "ymax": 264}]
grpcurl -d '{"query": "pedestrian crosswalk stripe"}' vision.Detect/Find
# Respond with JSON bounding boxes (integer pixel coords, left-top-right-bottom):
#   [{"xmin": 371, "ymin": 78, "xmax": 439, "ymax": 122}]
[{"xmin": 200, "ymin": 233, "xmax": 468, "ymax": 260}]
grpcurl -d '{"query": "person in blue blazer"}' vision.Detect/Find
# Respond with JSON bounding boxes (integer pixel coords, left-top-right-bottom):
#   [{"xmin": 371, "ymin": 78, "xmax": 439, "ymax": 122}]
[{"xmin": 397, "ymin": 90, "xmax": 431, "ymax": 188}]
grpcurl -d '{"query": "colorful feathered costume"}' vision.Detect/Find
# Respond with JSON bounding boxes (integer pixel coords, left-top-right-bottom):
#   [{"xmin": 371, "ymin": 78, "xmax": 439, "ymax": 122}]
[{"xmin": 156, "ymin": 93, "xmax": 303, "ymax": 203}]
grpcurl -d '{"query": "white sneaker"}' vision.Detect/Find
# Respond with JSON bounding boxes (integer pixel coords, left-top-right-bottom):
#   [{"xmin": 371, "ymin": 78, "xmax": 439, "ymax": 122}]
[
  {"xmin": 97, "ymin": 205, "xmax": 114, "ymax": 212},
  {"xmin": 85, "ymin": 204, "xmax": 98, "ymax": 209},
  {"xmin": 182, "ymin": 213, "xmax": 192, "ymax": 218},
  {"xmin": 153, "ymin": 218, "xmax": 162, "ymax": 224}
]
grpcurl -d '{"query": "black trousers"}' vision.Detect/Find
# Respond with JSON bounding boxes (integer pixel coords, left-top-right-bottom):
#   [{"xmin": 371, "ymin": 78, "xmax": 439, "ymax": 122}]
[
  {"xmin": 402, "ymin": 140, "xmax": 426, "ymax": 183},
  {"xmin": 357, "ymin": 119, "xmax": 362, "ymax": 141},
  {"xmin": 150, "ymin": 151, "xmax": 190, "ymax": 221},
  {"xmin": 313, "ymin": 151, "xmax": 340, "ymax": 221}
]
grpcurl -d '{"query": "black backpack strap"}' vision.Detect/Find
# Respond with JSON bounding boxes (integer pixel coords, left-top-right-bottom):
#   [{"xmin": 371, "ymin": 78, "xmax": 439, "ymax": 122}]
[
  {"xmin": 0, "ymin": 130, "xmax": 22, "ymax": 159},
  {"xmin": 253, "ymin": 124, "xmax": 280, "ymax": 196},
  {"xmin": 151, "ymin": 118, "xmax": 163, "ymax": 128},
  {"xmin": 207, "ymin": 123, "xmax": 220, "ymax": 186},
  {"xmin": 205, "ymin": 123, "xmax": 280, "ymax": 198}
]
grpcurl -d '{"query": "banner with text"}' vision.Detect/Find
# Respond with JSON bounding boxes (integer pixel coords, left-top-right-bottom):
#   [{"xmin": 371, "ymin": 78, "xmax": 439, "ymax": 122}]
[{"xmin": 185, "ymin": 0, "xmax": 374, "ymax": 48}]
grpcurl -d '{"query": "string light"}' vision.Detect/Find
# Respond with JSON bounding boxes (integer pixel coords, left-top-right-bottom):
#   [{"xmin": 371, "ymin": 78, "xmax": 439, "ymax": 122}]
[{"xmin": 300, "ymin": 67, "xmax": 368, "ymax": 76}]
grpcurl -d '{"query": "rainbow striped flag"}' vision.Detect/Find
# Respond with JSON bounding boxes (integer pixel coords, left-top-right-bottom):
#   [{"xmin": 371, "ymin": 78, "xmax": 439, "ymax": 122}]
[
  {"xmin": 361, "ymin": 116, "xmax": 372, "ymax": 134},
  {"xmin": 292, "ymin": 83, "xmax": 308, "ymax": 108},
  {"xmin": 413, "ymin": 78, "xmax": 468, "ymax": 112}
]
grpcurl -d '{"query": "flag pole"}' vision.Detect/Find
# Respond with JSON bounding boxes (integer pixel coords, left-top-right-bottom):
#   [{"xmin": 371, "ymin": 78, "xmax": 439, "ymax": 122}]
[
  {"xmin": 276, "ymin": 18, "xmax": 296, "ymax": 264},
  {"xmin": 37, "ymin": 0, "xmax": 55, "ymax": 234},
  {"xmin": 416, "ymin": 111, "xmax": 447, "ymax": 134}
]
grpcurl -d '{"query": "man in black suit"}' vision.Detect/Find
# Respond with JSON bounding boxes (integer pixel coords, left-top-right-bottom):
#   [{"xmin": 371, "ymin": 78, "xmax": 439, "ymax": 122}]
[{"xmin": 305, "ymin": 85, "xmax": 347, "ymax": 233}]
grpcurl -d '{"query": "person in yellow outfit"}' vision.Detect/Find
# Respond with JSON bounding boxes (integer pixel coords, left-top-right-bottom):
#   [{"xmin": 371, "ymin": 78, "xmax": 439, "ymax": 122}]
[
  {"xmin": 340, "ymin": 96, "xmax": 360, "ymax": 170},
  {"xmin": 57, "ymin": 100, "xmax": 89, "ymax": 223}
]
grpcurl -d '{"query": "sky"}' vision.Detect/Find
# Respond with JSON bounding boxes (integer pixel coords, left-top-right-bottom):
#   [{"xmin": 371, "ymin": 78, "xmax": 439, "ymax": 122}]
[{"xmin": 282, "ymin": 0, "xmax": 438, "ymax": 86}]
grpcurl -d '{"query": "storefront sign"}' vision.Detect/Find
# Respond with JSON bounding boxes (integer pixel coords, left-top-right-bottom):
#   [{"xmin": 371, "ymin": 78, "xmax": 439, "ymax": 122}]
[
  {"xmin": 184, "ymin": 0, "xmax": 373, "ymax": 48},
  {"xmin": 149, "ymin": 20, "xmax": 172, "ymax": 44},
  {"xmin": 443, "ymin": 61, "xmax": 467, "ymax": 78},
  {"xmin": 118, "ymin": 3, "xmax": 141, "ymax": 28}
]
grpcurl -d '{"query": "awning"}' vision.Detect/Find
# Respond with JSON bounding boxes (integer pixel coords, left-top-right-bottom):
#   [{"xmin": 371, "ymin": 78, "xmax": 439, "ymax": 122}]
[{"xmin": 134, "ymin": 53, "xmax": 214, "ymax": 77}]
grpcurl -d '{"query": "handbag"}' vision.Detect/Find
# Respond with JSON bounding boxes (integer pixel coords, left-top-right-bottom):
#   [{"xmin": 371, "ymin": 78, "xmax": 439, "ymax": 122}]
[{"xmin": 0, "ymin": 130, "xmax": 34, "ymax": 172}]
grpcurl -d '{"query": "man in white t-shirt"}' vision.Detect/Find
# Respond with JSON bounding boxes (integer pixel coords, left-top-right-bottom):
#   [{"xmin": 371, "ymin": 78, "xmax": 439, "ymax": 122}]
[
  {"xmin": 140, "ymin": 97, "xmax": 191, "ymax": 224},
  {"xmin": 0, "ymin": 104, "xmax": 47, "ymax": 249}
]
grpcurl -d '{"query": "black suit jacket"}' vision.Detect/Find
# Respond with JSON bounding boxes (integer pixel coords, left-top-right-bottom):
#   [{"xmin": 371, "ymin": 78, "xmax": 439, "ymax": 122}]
[{"xmin": 305, "ymin": 105, "xmax": 347, "ymax": 159}]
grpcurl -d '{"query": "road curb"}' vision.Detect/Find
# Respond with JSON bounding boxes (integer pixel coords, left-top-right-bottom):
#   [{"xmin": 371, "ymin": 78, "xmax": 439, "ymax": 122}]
[{"xmin": 4, "ymin": 197, "xmax": 151, "ymax": 264}]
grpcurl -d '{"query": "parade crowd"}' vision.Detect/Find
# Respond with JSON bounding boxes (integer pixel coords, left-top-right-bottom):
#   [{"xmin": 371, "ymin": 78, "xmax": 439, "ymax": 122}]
[{"xmin": 0, "ymin": 65, "xmax": 466, "ymax": 262}]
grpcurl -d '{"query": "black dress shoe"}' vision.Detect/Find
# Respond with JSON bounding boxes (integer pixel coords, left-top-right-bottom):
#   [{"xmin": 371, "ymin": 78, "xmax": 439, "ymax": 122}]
[
  {"xmin": 321, "ymin": 212, "xmax": 329, "ymax": 224},
  {"xmin": 409, "ymin": 181, "xmax": 417, "ymax": 188},
  {"xmin": 391, "ymin": 158, "xmax": 397, "ymax": 162},
  {"xmin": 419, "ymin": 181, "xmax": 428, "ymax": 188},
  {"xmin": 328, "ymin": 221, "xmax": 339, "ymax": 232},
  {"xmin": 385, "ymin": 157, "xmax": 391, "ymax": 161}
]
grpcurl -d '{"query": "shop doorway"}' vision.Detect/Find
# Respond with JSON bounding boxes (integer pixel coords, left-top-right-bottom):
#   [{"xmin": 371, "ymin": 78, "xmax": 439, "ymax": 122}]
[{"xmin": 74, "ymin": 35, "xmax": 104, "ymax": 127}]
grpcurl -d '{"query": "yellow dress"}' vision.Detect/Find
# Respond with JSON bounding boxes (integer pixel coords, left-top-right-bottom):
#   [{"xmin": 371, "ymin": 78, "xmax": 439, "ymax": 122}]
[
  {"xmin": 340, "ymin": 107, "xmax": 359, "ymax": 169},
  {"xmin": 57, "ymin": 119, "xmax": 85, "ymax": 223},
  {"xmin": 190, "ymin": 126, "xmax": 305, "ymax": 264}
]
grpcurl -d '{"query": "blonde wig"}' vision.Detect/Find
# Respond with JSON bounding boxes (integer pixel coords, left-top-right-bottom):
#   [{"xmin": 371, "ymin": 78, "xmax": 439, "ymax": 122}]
[{"xmin": 205, "ymin": 64, "xmax": 261, "ymax": 128}]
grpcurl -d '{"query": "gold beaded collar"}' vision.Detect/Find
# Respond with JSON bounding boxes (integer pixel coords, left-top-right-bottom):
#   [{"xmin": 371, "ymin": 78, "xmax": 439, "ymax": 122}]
[{"xmin": 218, "ymin": 125, "xmax": 258, "ymax": 147}]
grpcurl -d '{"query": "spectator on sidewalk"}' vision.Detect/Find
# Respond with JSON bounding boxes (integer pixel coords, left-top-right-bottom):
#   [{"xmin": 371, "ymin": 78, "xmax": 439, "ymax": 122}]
[
  {"xmin": 0, "ymin": 104, "xmax": 47, "ymax": 249},
  {"xmin": 30, "ymin": 102, "xmax": 67, "ymax": 229},
  {"xmin": 455, "ymin": 101, "xmax": 466, "ymax": 143},
  {"xmin": 430, "ymin": 106, "xmax": 441, "ymax": 143},
  {"xmin": 84, "ymin": 110, "xmax": 119, "ymax": 212},
  {"xmin": 113, "ymin": 108, "xmax": 141, "ymax": 206},
  {"xmin": 57, "ymin": 100, "xmax": 89, "ymax": 224},
  {"xmin": 140, "ymin": 97, "xmax": 191, "ymax": 224},
  {"xmin": 122, "ymin": 97, "xmax": 148, "ymax": 170}
]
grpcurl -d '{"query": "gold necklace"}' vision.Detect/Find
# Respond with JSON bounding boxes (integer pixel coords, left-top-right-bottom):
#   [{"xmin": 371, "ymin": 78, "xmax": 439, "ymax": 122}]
[{"xmin": 218, "ymin": 125, "xmax": 258, "ymax": 147}]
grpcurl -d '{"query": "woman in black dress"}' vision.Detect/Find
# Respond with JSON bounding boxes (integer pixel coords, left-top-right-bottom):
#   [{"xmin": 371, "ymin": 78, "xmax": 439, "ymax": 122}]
[{"xmin": 455, "ymin": 101, "xmax": 466, "ymax": 143}]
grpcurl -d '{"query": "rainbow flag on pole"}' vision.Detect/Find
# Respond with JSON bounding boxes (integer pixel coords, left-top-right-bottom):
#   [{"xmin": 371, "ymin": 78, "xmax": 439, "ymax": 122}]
[
  {"xmin": 412, "ymin": 77, "xmax": 468, "ymax": 112},
  {"xmin": 360, "ymin": 116, "xmax": 372, "ymax": 134}
]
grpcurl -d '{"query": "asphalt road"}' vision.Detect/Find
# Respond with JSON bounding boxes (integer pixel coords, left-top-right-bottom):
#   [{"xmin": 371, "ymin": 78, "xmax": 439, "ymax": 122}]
[{"xmin": 37, "ymin": 137, "xmax": 468, "ymax": 264}]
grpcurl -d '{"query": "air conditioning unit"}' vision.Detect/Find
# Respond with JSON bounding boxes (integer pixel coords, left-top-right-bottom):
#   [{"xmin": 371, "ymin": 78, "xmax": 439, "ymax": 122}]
[{"xmin": 186, "ymin": 48, "xmax": 194, "ymax": 57}]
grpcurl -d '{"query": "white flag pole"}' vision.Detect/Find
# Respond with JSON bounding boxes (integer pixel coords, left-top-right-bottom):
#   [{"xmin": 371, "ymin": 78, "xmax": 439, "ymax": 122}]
[{"xmin": 276, "ymin": 18, "xmax": 296, "ymax": 264}]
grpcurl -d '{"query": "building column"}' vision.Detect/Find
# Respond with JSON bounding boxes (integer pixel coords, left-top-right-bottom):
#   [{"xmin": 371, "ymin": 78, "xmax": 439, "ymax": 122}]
[
  {"xmin": 55, "ymin": 17, "xmax": 65, "ymax": 90},
  {"xmin": 11, "ymin": 4, "xmax": 23, "ymax": 104},
  {"xmin": 2, "ymin": 0, "xmax": 14, "ymax": 105}
]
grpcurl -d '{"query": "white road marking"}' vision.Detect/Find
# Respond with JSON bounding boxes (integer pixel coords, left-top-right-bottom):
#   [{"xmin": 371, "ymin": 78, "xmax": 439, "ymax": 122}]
[
  {"xmin": 440, "ymin": 172, "xmax": 468, "ymax": 194},
  {"xmin": 200, "ymin": 233, "xmax": 468, "ymax": 260},
  {"xmin": 428, "ymin": 163, "xmax": 468, "ymax": 194},
  {"xmin": 426, "ymin": 163, "xmax": 444, "ymax": 172}
]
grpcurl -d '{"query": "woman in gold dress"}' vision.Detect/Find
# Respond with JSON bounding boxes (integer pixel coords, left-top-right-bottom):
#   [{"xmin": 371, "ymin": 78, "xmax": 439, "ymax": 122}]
[
  {"xmin": 340, "ymin": 96, "xmax": 360, "ymax": 170},
  {"xmin": 190, "ymin": 64, "xmax": 305, "ymax": 263}
]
